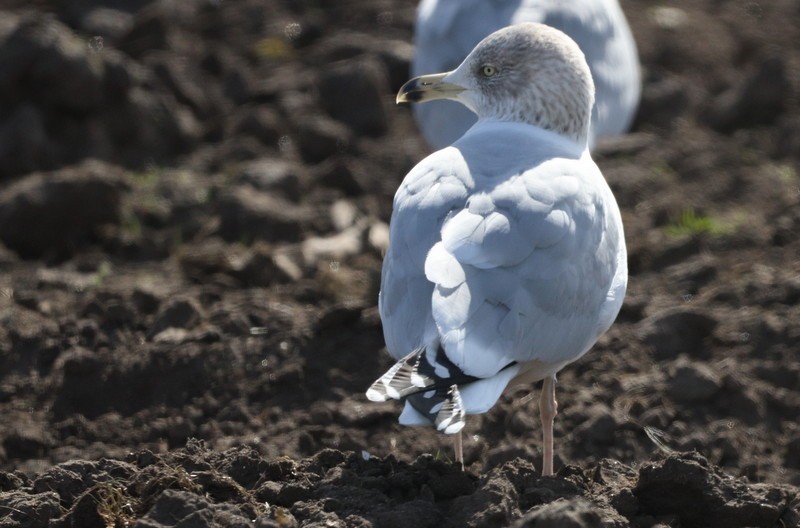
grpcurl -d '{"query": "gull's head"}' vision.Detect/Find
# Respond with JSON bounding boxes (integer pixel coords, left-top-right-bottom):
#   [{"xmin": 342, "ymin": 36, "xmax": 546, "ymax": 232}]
[{"xmin": 398, "ymin": 23, "xmax": 595, "ymax": 145}]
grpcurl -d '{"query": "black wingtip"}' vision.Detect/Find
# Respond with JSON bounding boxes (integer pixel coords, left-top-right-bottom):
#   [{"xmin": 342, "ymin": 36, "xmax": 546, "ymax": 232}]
[{"xmin": 435, "ymin": 384, "xmax": 466, "ymax": 434}]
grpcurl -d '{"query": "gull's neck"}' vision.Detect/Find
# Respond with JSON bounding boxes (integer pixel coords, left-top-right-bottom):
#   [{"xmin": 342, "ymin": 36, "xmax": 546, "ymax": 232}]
[
  {"xmin": 474, "ymin": 116, "xmax": 589, "ymax": 151},
  {"xmin": 466, "ymin": 118, "xmax": 588, "ymax": 157}
]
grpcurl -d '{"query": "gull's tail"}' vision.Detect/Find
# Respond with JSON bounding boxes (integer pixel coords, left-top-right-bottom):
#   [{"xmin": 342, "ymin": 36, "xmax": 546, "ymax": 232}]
[
  {"xmin": 365, "ymin": 347, "xmax": 431, "ymax": 402},
  {"xmin": 365, "ymin": 346, "xmax": 478, "ymax": 434}
]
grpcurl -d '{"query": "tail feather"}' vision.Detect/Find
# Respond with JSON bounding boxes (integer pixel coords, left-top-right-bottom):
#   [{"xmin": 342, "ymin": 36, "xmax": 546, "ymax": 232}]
[
  {"xmin": 434, "ymin": 385, "xmax": 466, "ymax": 434},
  {"xmin": 366, "ymin": 344, "xmax": 514, "ymax": 435},
  {"xmin": 366, "ymin": 348, "xmax": 432, "ymax": 402}
]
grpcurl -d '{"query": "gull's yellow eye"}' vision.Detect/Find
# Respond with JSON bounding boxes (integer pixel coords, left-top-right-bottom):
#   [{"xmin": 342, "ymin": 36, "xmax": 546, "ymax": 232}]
[{"xmin": 481, "ymin": 65, "xmax": 497, "ymax": 77}]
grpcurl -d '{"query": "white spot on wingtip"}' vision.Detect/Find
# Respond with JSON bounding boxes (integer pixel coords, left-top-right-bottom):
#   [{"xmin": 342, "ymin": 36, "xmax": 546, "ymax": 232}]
[
  {"xmin": 365, "ymin": 387, "xmax": 388, "ymax": 402},
  {"xmin": 444, "ymin": 421, "xmax": 465, "ymax": 434},
  {"xmin": 437, "ymin": 414, "xmax": 453, "ymax": 431}
]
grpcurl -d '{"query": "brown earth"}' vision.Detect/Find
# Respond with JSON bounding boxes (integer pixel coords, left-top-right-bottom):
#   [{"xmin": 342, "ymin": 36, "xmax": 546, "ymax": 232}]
[{"xmin": 0, "ymin": 0, "xmax": 799, "ymax": 527}]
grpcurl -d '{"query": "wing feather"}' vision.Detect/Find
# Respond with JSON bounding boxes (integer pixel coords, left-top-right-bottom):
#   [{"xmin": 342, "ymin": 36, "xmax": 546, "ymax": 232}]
[{"xmin": 380, "ymin": 122, "xmax": 624, "ymax": 389}]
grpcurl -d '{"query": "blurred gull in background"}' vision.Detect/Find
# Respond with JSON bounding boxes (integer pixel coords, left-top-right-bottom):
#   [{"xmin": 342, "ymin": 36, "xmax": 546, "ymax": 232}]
[
  {"xmin": 412, "ymin": 0, "xmax": 641, "ymax": 149},
  {"xmin": 367, "ymin": 23, "xmax": 627, "ymax": 475}
]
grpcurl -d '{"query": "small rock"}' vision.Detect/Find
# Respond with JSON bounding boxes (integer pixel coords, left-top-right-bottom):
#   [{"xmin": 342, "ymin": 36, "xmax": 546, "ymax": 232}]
[
  {"xmin": 374, "ymin": 39, "xmax": 413, "ymax": 92},
  {"xmin": 218, "ymin": 186, "xmax": 306, "ymax": 243},
  {"xmin": 213, "ymin": 135, "xmax": 264, "ymax": 165},
  {"xmin": 704, "ymin": 56, "xmax": 790, "ymax": 133},
  {"xmin": 376, "ymin": 499, "xmax": 443, "ymax": 528},
  {"xmin": 7, "ymin": 306, "xmax": 60, "ymax": 364},
  {"xmin": 117, "ymin": 5, "xmax": 173, "ymax": 59},
  {"xmin": 231, "ymin": 106, "xmax": 281, "ymax": 146},
  {"xmin": 250, "ymin": 62, "xmax": 312, "ymax": 102},
  {"xmin": 510, "ymin": 498, "xmax": 604, "ymax": 528},
  {"xmin": 136, "ymin": 488, "xmax": 252, "ymax": 527},
  {"xmin": 302, "ymin": 224, "xmax": 365, "ymax": 265},
  {"xmin": 448, "ymin": 463, "xmax": 521, "ymax": 527},
  {"xmin": 0, "ymin": 12, "xmax": 19, "ymax": 43},
  {"xmin": 666, "ymin": 358, "xmax": 721, "ymax": 403},
  {"xmin": 0, "ymin": 160, "xmax": 124, "ymax": 258},
  {"xmin": 784, "ymin": 433, "xmax": 800, "ymax": 470},
  {"xmin": 0, "ymin": 15, "xmax": 106, "ymax": 113},
  {"xmin": 272, "ymin": 251, "xmax": 304, "ymax": 283},
  {"xmin": 79, "ymin": 7, "xmax": 134, "ymax": 43},
  {"xmin": 132, "ymin": 285, "xmax": 162, "ymax": 314},
  {"xmin": 312, "ymin": 158, "xmax": 365, "ymax": 196},
  {"xmin": 277, "ymin": 481, "xmax": 312, "ymax": 506},
  {"xmin": 635, "ymin": 452, "xmax": 792, "ymax": 528},
  {"xmin": 649, "ymin": 6, "xmax": 688, "ymax": 29},
  {"xmin": 255, "ymin": 480, "xmax": 282, "ymax": 505},
  {"xmin": 665, "ymin": 255, "xmax": 718, "ymax": 294},
  {"xmin": 278, "ymin": 88, "xmax": 317, "ymax": 119},
  {"xmin": 294, "ymin": 117, "xmax": 351, "ymax": 164},
  {"xmin": 150, "ymin": 298, "xmax": 202, "ymax": 336},
  {"xmin": 82, "ymin": 293, "xmax": 136, "ymax": 326},
  {"xmin": 317, "ymin": 303, "xmax": 364, "ymax": 331},
  {"xmin": 238, "ymin": 159, "xmax": 302, "ymax": 200},
  {"xmin": 0, "ymin": 490, "xmax": 61, "ymax": 527},
  {"xmin": 220, "ymin": 59, "xmax": 255, "ymax": 105},
  {"xmin": 483, "ymin": 447, "xmax": 537, "ymax": 473},
  {"xmin": 236, "ymin": 243, "xmax": 302, "ymax": 286},
  {"xmin": 367, "ymin": 221, "xmax": 390, "ymax": 255},
  {"xmin": 592, "ymin": 133, "xmax": 657, "ymax": 159},
  {"xmin": 637, "ymin": 307, "xmax": 718, "ymax": 360},
  {"xmin": 317, "ymin": 57, "xmax": 389, "ymax": 137},
  {"xmin": 218, "ymin": 446, "xmax": 268, "ymax": 489},
  {"xmin": 648, "ymin": 234, "xmax": 702, "ymax": 271},
  {"xmin": 106, "ymin": 86, "xmax": 202, "ymax": 164},
  {"xmin": 427, "ymin": 469, "xmax": 475, "ymax": 500},
  {"xmin": 616, "ymin": 294, "xmax": 646, "ymax": 323},
  {"xmin": 330, "ymin": 200, "xmax": 358, "ymax": 231},
  {"xmin": 102, "ymin": 49, "xmax": 140, "ymax": 98},
  {"xmin": 0, "ymin": 103, "xmax": 51, "ymax": 178},
  {"xmin": 609, "ymin": 488, "xmax": 638, "ymax": 517},
  {"xmin": 177, "ymin": 238, "xmax": 246, "ymax": 283},
  {"xmin": 310, "ymin": 32, "xmax": 372, "ymax": 63},
  {"xmin": 636, "ymin": 74, "xmax": 691, "ymax": 128},
  {"xmin": 76, "ymin": 319, "xmax": 102, "ymax": 348},
  {"xmin": 576, "ymin": 405, "xmax": 618, "ymax": 445},
  {"xmin": 262, "ymin": 507, "xmax": 297, "ymax": 528},
  {"xmin": 2, "ymin": 421, "xmax": 55, "ymax": 459},
  {"xmin": 507, "ymin": 411, "xmax": 537, "ymax": 436},
  {"xmin": 0, "ymin": 472, "xmax": 26, "ymax": 492},
  {"xmin": 148, "ymin": 52, "xmax": 217, "ymax": 118},
  {"xmin": 36, "ymin": 266, "xmax": 97, "ymax": 291},
  {"xmin": 52, "ymin": 347, "xmax": 107, "ymax": 416},
  {"xmin": 152, "ymin": 327, "xmax": 190, "ymax": 344}
]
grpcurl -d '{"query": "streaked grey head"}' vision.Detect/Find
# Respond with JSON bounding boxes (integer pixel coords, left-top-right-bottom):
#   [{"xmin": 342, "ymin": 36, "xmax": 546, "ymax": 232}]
[{"xmin": 398, "ymin": 23, "xmax": 595, "ymax": 145}]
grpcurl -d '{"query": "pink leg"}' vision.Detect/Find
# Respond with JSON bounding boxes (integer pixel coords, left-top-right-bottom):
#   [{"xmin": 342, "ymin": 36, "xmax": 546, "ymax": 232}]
[
  {"xmin": 539, "ymin": 374, "xmax": 558, "ymax": 476},
  {"xmin": 453, "ymin": 430, "xmax": 464, "ymax": 469}
]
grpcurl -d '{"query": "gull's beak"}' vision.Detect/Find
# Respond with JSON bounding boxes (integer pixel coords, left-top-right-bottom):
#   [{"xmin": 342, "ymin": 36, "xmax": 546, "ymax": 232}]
[{"xmin": 396, "ymin": 72, "xmax": 465, "ymax": 104}]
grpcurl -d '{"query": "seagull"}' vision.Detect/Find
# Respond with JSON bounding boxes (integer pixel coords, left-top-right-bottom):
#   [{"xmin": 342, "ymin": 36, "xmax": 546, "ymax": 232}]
[
  {"xmin": 411, "ymin": 0, "xmax": 641, "ymax": 150},
  {"xmin": 366, "ymin": 23, "xmax": 627, "ymax": 475}
]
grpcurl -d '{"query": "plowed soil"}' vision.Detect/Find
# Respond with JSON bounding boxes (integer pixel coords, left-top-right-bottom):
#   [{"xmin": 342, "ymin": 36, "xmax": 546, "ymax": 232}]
[{"xmin": 0, "ymin": 1, "xmax": 798, "ymax": 527}]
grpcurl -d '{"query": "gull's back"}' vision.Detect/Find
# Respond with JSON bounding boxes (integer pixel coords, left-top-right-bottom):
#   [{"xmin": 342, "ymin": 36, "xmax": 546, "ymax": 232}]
[
  {"xmin": 379, "ymin": 121, "xmax": 627, "ymax": 395},
  {"xmin": 413, "ymin": 0, "xmax": 641, "ymax": 149}
]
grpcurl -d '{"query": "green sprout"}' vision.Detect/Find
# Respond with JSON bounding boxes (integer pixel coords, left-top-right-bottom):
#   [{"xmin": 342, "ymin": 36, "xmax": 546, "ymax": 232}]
[{"xmin": 664, "ymin": 208, "xmax": 730, "ymax": 238}]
